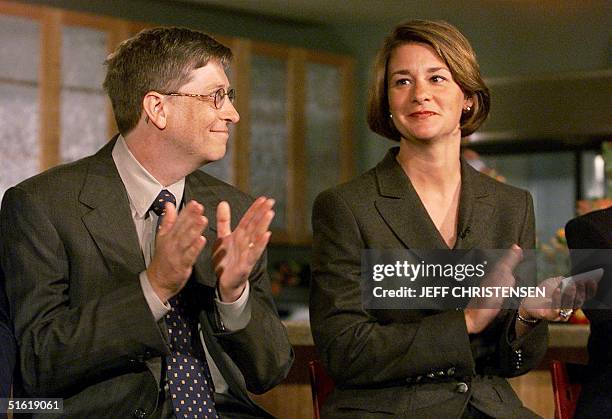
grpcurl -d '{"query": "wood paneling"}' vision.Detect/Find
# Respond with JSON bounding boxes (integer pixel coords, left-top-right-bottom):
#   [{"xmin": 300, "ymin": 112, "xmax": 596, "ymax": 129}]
[{"xmin": 39, "ymin": 9, "xmax": 61, "ymax": 170}]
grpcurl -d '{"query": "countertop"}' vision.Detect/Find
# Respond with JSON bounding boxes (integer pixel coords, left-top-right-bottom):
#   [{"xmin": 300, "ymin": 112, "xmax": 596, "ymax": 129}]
[{"xmin": 283, "ymin": 320, "xmax": 590, "ymax": 348}]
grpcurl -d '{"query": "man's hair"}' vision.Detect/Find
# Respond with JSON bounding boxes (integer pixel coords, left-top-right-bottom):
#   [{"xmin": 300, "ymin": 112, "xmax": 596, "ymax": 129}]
[
  {"xmin": 103, "ymin": 27, "xmax": 232, "ymax": 136},
  {"xmin": 367, "ymin": 20, "xmax": 490, "ymax": 141}
]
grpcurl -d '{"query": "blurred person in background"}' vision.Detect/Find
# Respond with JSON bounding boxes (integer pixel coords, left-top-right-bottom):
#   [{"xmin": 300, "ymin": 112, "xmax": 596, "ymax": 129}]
[{"xmin": 566, "ymin": 206, "xmax": 612, "ymax": 418}]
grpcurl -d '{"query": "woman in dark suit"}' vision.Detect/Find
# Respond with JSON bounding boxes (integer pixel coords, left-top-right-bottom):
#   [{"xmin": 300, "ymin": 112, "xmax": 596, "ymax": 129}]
[{"xmin": 310, "ymin": 20, "xmax": 575, "ymax": 418}]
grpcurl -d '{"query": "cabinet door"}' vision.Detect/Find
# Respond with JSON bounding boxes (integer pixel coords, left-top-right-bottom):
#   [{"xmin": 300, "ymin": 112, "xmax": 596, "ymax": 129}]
[
  {"xmin": 0, "ymin": 14, "xmax": 40, "ymax": 198},
  {"xmin": 60, "ymin": 24, "xmax": 109, "ymax": 163},
  {"xmin": 301, "ymin": 54, "xmax": 355, "ymax": 241},
  {"xmin": 231, "ymin": 45, "xmax": 354, "ymax": 244},
  {"xmin": 248, "ymin": 46, "xmax": 291, "ymax": 242}
]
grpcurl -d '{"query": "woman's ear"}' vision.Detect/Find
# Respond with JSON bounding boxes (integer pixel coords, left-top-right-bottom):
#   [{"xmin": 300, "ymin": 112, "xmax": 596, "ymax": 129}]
[{"xmin": 464, "ymin": 95, "xmax": 474, "ymax": 111}]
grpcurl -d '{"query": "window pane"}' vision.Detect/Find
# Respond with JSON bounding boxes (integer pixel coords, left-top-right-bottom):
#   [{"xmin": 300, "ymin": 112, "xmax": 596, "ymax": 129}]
[
  {"xmin": 305, "ymin": 62, "xmax": 342, "ymax": 232},
  {"xmin": 249, "ymin": 55, "xmax": 288, "ymax": 230},
  {"xmin": 0, "ymin": 84, "xmax": 40, "ymax": 199},
  {"xmin": 0, "ymin": 15, "xmax": 39, "ymax": 83},
  {"xmin": 581, "ymin": 150, "xmax": 605, "ymax": 200},
  {"xmin": 60, "ymin": 26, "xmax": 108, "ymax": 163},
  {"xmin": 61, "ymin": 25, "xmax": 106, "ymax": 89},
  {"xmin": 60, "ymin": 90, "xmax": 108, "ymax": 163},
  {"xmin": 0, "ymin": 16, "xmax": 40, "ymax": 199},
  {"xmin": 481, "ymin": 152, "xmax": 576, "ymax": 244}
]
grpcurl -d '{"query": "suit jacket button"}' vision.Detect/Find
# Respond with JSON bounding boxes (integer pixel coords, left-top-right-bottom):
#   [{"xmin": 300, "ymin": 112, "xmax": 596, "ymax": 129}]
[
  {"xmin": 455, "ymin": 382, "xmax": 469, "ymax": 393},
  {"xmin": 133, "ymin": 408, "xmax": 147, "ymax": 418}
]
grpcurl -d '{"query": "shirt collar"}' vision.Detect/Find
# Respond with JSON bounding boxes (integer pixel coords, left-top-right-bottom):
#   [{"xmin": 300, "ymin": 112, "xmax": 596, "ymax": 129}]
[{"xmin": 112, "ymin": 135, "xmax": 185, "ymax": 218}]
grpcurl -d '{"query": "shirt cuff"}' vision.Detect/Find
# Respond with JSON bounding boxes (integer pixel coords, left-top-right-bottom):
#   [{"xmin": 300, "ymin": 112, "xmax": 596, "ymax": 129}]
[
  {"xmin": 139, "ymin": 271, "xmax": 171, "ymax": 322},
  {"xmin": 214, "ymin": 281, "xmax": 252, "ymax": 331}
]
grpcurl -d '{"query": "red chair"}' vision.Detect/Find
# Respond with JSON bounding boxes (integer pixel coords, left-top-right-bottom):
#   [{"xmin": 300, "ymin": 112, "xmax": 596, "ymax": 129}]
[
  {"xmin": 308, "ymin": 360, "xmax": 335, "ymax": 419},
  {"xmin": 550, "ymin": 360, "xmax": 583, "ymax": 419}
]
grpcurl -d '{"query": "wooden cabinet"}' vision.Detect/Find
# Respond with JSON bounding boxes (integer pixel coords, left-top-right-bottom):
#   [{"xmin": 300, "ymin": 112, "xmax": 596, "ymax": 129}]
[
  {"xmin": 208, "ymin": 39, "xmax": 355, "ymax": 244},
  {"xmin": 0, "ymin": 0, "xmax": 355, "ymax": 244},
  {"xmin": 0, "ymin": 1, "xmax": 138, "ymax": 190},
  {"xmin": 0, "ymin": 9, "xmax": 41, "ymax": 194}
]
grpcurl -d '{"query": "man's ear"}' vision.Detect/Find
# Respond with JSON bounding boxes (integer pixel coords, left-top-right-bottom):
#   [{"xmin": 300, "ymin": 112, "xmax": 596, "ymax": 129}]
[{"xmin": 142, "ymin": 91, "xmax": 167, "ymax": 129}]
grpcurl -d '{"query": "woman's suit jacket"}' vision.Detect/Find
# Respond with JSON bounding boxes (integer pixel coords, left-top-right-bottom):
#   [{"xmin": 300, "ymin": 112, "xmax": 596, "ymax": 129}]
[{"xmin": 310, "ymin": 148, "xmax": 547, "ymax": 418}]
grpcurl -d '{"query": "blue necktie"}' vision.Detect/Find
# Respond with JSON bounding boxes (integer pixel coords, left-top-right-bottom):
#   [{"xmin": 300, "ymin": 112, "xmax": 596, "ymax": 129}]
[
  {"xmin": 149, "ymin": 190, "xmax": 218, "ymax": 418},
  {"xmin": 149, "ymin": 189, "xmax": 177, "ymax": 231}
]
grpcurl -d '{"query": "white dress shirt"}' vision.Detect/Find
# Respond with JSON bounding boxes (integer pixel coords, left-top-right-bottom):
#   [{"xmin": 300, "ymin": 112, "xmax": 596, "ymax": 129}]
[{"xmin": 112, "ymin": 135, "xmax": 251, "ymax": 394}]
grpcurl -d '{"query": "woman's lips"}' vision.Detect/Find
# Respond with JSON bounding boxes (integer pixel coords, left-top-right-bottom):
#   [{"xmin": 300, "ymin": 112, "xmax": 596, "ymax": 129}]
[{"xmin": 409, "ymin": 111, "xmax": 437, "ymax": 118}]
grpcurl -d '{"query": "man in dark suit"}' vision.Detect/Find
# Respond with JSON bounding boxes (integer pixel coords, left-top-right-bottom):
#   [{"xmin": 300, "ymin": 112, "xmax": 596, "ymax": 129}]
[
  {"xmin": 0, "ymin": 27, "xmax": 292, "ymax": 418},
  {"xmin": 565, "ymin": 206, "xmax": 612, "ymax": 418},
  {"xmin": 0, "ymin": 267, "xmax": 15, "ymax": 416}
]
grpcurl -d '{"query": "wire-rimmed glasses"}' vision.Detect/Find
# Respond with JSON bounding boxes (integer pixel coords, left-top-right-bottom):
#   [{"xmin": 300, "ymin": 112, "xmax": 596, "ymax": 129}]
[{"xmin": 162, "ymin": 87, "xmax": 236, "ymax": 109}]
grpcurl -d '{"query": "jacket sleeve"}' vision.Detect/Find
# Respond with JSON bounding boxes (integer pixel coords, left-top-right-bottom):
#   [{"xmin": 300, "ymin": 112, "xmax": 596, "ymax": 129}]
[
  {"xmin": 498, "ymin": 190, "xmax": 548, "ymax": 377},
  {"xmin": 0, "ymin": 267, "xmax": 15, "ymax": 399},
  {"xmin": 207, "ymin": 195, "xmax": 294, "ymax": 394},
  {"xmin": 211, "ymin": 251, "xmax": 294, "ymax": 394},
  {"xmin": 310, "ymin": 188, "xmax": 476, "ymax": 387},
  {"xmin": 0, "ymin": 186, "xmax": 169, "ymax": 396}
]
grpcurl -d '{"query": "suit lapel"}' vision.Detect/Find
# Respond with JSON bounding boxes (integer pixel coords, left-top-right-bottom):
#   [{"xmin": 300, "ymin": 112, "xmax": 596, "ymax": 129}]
[
  {"xmin": 373, "ymin": 149, "xmax": 496, "ymax": 251},
  {"xmin": 79, "ymin": 138, "xmax": 146, "ymax": 277},
  {"xmin": 454, "ymin": 159, "xmax": 496, "ymax": 250},
  {"xmin": 185, "ymin": 173, "xmax": 222, "ymax": 288},
  {"xmin": 374, "ymin": 149, "xmax": 447, "ymax": 251}
]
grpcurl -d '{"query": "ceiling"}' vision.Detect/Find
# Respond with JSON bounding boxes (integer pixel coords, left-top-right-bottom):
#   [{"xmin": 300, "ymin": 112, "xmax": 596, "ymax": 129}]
[{"xmin": 175, "ymin": 0, "xmax": 606, "ymax": 26}]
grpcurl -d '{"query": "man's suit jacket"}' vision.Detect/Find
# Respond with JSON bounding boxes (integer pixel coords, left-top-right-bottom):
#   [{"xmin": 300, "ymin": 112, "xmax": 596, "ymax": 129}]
[
  {"xmin": 310, "ymin": 148, "xmax": 547, "ymax": 418},
  {"xmin": 565, "ymin": 207, "xmax": 612, "ymax": 418},
  {"xmin": 0, "ymin": 138, "xmax": 293, "ymax": 418},
  {"xmin": 0, "ymin": 266, "xmax": 15, "ymax": 403}
]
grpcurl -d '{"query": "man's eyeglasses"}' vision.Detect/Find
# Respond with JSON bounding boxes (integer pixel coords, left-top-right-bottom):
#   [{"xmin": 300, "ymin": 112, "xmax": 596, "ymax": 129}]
[{"xmin": 162, "ymin": 88, "xmax": 236, "ymax": 110}]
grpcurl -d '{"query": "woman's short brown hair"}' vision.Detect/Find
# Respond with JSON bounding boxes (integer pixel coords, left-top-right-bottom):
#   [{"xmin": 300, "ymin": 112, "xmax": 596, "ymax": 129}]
[
  {"xmin": 103, "ymin": 27, "xmax": 232, "ymax": 136},
  {"xmin": 367, "ymin": 20, "xmax": 490, "ymax": 140}
]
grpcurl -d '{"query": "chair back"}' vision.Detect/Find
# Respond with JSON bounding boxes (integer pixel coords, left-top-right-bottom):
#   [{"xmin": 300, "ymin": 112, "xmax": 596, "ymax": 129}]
[
  {"xmin": 550, "ymin": 360, "xmax": 583, "ymax": 419},
  {"xmin": 308, "ymin": 360, "xmax": 335, "ymax": 419}
]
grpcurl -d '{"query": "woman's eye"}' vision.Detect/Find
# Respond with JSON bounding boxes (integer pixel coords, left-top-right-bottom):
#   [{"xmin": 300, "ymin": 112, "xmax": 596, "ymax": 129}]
[
  {"xmin": 395, "ymin": 78, "xmax": 411, "ymax": 86},
  {"xmin": 431, "ymin": 75, "xmax": 446, "ymax": 83}
]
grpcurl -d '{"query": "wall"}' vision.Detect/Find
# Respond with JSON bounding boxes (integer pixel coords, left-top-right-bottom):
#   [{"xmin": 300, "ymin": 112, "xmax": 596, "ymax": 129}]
[
  {"xmin": 19, "ymin": 0, "xmax": 611, "ymax": 172},
  {"xmin": 330, "ymin": 1, "xmax": 611, "ymax": 170}
]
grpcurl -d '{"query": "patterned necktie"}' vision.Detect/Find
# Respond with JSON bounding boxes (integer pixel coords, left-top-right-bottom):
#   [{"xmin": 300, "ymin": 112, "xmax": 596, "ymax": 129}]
[
  {"xmin": 149, "ymin": 189, "xmax": 177, "ymax": 231},
  {"xmin": 149, "ymin": 190, "xmax": 218, "ymax": 418},
  {"xmin": 165, "ymin": 293, "xmax": 218, "ymax": 418}
]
